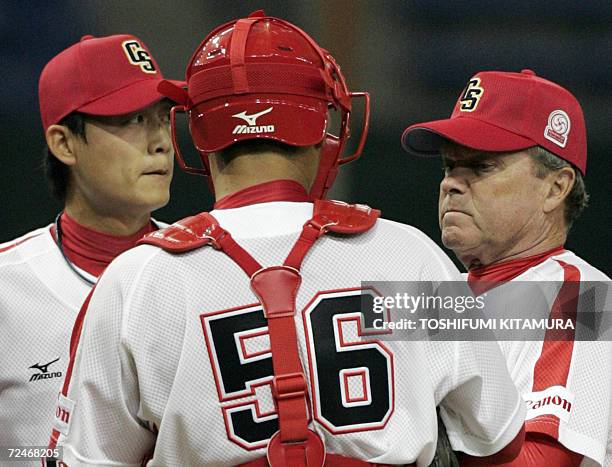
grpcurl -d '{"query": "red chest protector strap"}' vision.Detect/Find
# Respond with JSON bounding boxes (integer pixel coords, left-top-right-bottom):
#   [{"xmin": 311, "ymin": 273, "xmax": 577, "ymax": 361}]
[{"xmin": 139, "ymin": 200, "xmax": 381, "ymax": 466}]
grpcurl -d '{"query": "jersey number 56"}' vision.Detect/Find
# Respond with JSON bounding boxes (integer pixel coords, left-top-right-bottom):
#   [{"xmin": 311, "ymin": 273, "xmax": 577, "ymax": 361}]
[{"xmin": 201, "ymin": 288, "xmax": 394, "ymax": 450}]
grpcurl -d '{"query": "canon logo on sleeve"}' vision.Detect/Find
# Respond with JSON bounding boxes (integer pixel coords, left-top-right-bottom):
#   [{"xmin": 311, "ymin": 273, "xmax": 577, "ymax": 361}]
[
  {"xmin": 523, "ymin": 385, "xmax": 575, "ymax": 423},
  {"xmin": 525, "ymin": 394, "xmax": 572, "ymax": 413}
]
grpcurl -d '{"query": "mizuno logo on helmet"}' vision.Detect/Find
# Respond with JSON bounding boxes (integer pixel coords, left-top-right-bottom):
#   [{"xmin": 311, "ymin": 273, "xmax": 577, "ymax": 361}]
[
  {"xmin": 231, "ymin": 107, "xmax": 275, "ymax": 135},
  {"xmin": 232, "ymin": 107, "xmax": 273, "ymax": 125},
  {"xmin": 232, "ymin": 125, "xmax": 275, "ymax": 135}
]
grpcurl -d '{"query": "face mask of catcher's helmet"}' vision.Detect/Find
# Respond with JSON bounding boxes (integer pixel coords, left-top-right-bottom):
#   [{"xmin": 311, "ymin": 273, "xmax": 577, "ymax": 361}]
[{"xmin": 158, "ymin": 10, "xmax": 370, "ymax": 199}]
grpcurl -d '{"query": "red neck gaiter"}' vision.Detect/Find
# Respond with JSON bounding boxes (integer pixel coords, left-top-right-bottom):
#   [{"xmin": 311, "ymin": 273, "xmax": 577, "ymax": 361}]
[
  {"xmin": 54, "ymin": 212, "xmax": 156, "ymax": 277},
  {"xmin": 214, "ymin": 180, "xmax": 310, "ymax": 210},
  {"xmin": 468, "ymin": 246, "xmax": 566, "ymax": 295}
]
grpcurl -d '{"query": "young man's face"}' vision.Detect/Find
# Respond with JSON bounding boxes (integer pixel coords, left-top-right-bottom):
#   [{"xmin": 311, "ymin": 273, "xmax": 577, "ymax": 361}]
[
  {"xmin": 71, "ymin": 100, "xmax": 174, "ymax": 217},
  {"xmin": 438, "ymin": 144, "xmax": 549, "ymax": 268}
]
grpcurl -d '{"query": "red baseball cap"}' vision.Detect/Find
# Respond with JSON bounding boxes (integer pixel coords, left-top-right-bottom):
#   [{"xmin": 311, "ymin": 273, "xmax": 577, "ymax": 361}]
[
  {"xmin": 401, "ymin": 70, "xmax": 587, "ymax": 174},
  {"xmin": 39, "ymin": 34, "xmax": 184, "ymax": 130}
]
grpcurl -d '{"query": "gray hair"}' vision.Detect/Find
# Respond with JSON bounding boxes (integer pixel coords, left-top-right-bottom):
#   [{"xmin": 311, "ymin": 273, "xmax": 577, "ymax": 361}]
[{"xmin": 527, "ymin": 146, "xmax": 588, "ymax": 230}]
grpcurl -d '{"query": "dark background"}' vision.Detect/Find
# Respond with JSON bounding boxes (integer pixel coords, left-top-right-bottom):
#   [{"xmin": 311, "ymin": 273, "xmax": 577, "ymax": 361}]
[{"xmin": 1, "ymin": 1, "xmax": 610, "ymax": 273}]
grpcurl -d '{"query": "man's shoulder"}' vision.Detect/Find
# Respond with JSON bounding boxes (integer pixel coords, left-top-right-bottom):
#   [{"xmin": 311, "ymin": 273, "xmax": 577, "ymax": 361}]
[
  {"xmin": 106, "ymin": 241, "xmax": 169, "ymax": 273},
  {"xmin": 539, "ymin": 250, "xmax": 610, "ymax": 281},
  {"xmin": 374, "ymin": 217, "xmax": 449, "ymax": 254},
  {"xmin": 109, "ymin": 212, "xmax": 460, "ymax": 281},
  {"xmin": 0, "ymin": 225, "xmax": 54, "ymax": 265},
  {"xmin": 376, "ymin": 217, "xmax": 436, "ymax": 239},
  {"xmin": 363, "ymin": 217, "xmax": 460, "ymax": 279},
  {"xmin": 0, "ymin": 224, "xmax": 92, "ymax": 308},
  {"xmin": 100, "ymin": 232, "xmax": 202, "ymax": 293}
]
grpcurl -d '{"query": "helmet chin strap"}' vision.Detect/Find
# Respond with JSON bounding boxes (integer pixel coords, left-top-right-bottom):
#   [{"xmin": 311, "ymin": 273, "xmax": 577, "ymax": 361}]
[{"xmin": 309, "ymin": 136, "xmax": 341, "ymax": 199}]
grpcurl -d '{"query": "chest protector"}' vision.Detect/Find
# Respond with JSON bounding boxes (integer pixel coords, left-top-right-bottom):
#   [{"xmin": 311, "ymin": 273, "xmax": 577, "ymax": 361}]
[{"xmin": 140, "ymin": 200, "xmax": 410, "ymax": 467}]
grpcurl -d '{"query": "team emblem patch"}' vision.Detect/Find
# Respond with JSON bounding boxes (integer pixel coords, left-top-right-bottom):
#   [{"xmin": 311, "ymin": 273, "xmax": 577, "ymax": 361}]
[
  {"xmin": 232, "ymin": 107, "xmax": 275, "ymax": 135},
  {"xmin": 544, "ymin": 109, "xmax": 571, "ymax": 148},
  {"xmin": 459, "ymin": 78, "xmax": 484, "ymax": 112},
  {"xmin": 122, "ymin": 40, "xmax": 156, "ymax": 74}
]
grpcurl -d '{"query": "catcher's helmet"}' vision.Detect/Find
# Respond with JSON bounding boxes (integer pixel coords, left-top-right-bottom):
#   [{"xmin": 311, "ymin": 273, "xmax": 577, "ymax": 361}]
[{"xmin": 159, "ymin": 10, "xmax": 369, "ymax": 199}]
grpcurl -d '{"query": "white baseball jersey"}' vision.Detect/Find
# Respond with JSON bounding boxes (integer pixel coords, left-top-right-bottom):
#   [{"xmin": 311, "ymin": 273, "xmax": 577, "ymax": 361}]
[
  {"xmin": 0, "ymin": 219, "xmax": 166, "ymax": 467},
  {"xmin": 483, "ymin": 250, "xmax": 611, "ymax": 466},
  {"xmin": 0, "ymin": 226, "xmax": 92, "ymax": 466},
  {"xmin": 50, "ymin": 201, "xmax": 524, "ymax": 466}
]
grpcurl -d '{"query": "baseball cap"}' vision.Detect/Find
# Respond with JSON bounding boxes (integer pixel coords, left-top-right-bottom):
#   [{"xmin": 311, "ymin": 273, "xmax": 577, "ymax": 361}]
[
  {"xmin": 401, "ymin": 70, "xmax": 587, "ymax": 174},
  {"xmin": 39, "ymin": 34, "xmax": 184, "ymax": 130}
]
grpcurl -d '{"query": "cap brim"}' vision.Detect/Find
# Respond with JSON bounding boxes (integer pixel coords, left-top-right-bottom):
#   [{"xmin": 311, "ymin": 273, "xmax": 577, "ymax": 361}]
[
  {"xmin": 189, "ymin": 95, "xmax": 328, "ymax": 153},
  {"xmin": 78, "ymin": 79, "xmax": 186, "ymax": 116},
  {"xmin": 401, "ymin": 117, "xmax": 536, "ymax": 157},
  {"xmin": 158, "ymin": 80, "xmax": 189, "ymax": 106}
]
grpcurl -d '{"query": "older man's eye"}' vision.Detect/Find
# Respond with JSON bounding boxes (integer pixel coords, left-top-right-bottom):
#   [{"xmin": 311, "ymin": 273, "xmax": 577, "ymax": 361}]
[
  {"xmin": 472, "ymin": 162, "xmax": 494, "ymax": 173},
  {"xmin": 127, "ymin": 114, "xmax": 145, "ymax": 125},
  {"xmin": 160, "ymin": 110, "xmax": 171, "ymax": 124},
  {"xmin": 442, "ymin": 160, "xmax": 455, "ymax": 174}
]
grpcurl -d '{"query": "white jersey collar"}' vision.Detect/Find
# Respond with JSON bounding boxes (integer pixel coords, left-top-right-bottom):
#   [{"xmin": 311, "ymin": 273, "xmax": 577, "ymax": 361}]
[{"xmin": 211, "ymin": 201, "xmax": 313, "ymax": 239}]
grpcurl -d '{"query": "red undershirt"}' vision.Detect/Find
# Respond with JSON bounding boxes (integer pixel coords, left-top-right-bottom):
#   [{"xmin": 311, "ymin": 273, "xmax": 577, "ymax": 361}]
[
  {"xmin": 52, "ymin": 212, "xmax": 156, "ymax": 277},
  {"xmin": 214, "ymin": 179, "xmax": 310, "ymax": 210},
  {"xmin": 468, "ymin": 246, "xmax": 566, "ymax": 295}
]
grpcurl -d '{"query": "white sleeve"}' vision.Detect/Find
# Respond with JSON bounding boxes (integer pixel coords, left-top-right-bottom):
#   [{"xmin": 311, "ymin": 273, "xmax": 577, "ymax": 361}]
[
  {"xmin": 391, "ymin": 220, "xmax": 463, "ymax": 282},
  {"xmin": 432, "ymin": 340, "xmax": 525, "ymax": 456},
  {"xmin": 407, "ymin": 228, "xmax": 525, "ymax": 455},
  {"xmin": 522, "ymin": 275, "xmax": 612, "ymax": 465},
  {"xmin": 49, "ymin": 261, "xmax": 156, "ymax": 466}
]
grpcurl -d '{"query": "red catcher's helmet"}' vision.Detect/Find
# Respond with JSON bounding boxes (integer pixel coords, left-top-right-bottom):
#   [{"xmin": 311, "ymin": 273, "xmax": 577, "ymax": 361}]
[{"xmin": 158, "ymin": 10, "xmax": 370, "ymax": 199}]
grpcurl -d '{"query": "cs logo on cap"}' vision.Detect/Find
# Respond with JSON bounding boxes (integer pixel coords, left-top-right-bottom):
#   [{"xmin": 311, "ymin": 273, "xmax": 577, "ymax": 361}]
[
  {"xmin": 122, "ymin": 40, "xmax": 156, "ymax": 74},
  {"xmin": 459, "ymin": 78, "xmax": 484, "ymax": 112}
]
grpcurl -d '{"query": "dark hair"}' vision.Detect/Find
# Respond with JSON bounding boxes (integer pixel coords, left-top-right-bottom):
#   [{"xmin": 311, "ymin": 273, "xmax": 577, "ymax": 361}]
[
  {"xmin": 527, "ymin": 146, "xmax": 589, "ymax": 230},
  {"xmin": 44, "ymin": 112, "xmax": 87, "ymax": 202}
]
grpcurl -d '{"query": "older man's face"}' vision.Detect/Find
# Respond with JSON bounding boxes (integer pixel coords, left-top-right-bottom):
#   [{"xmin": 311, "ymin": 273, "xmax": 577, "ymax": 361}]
[{"xmin": 438, "ymin": 145, "xmax": 548, "ymax": 268}]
